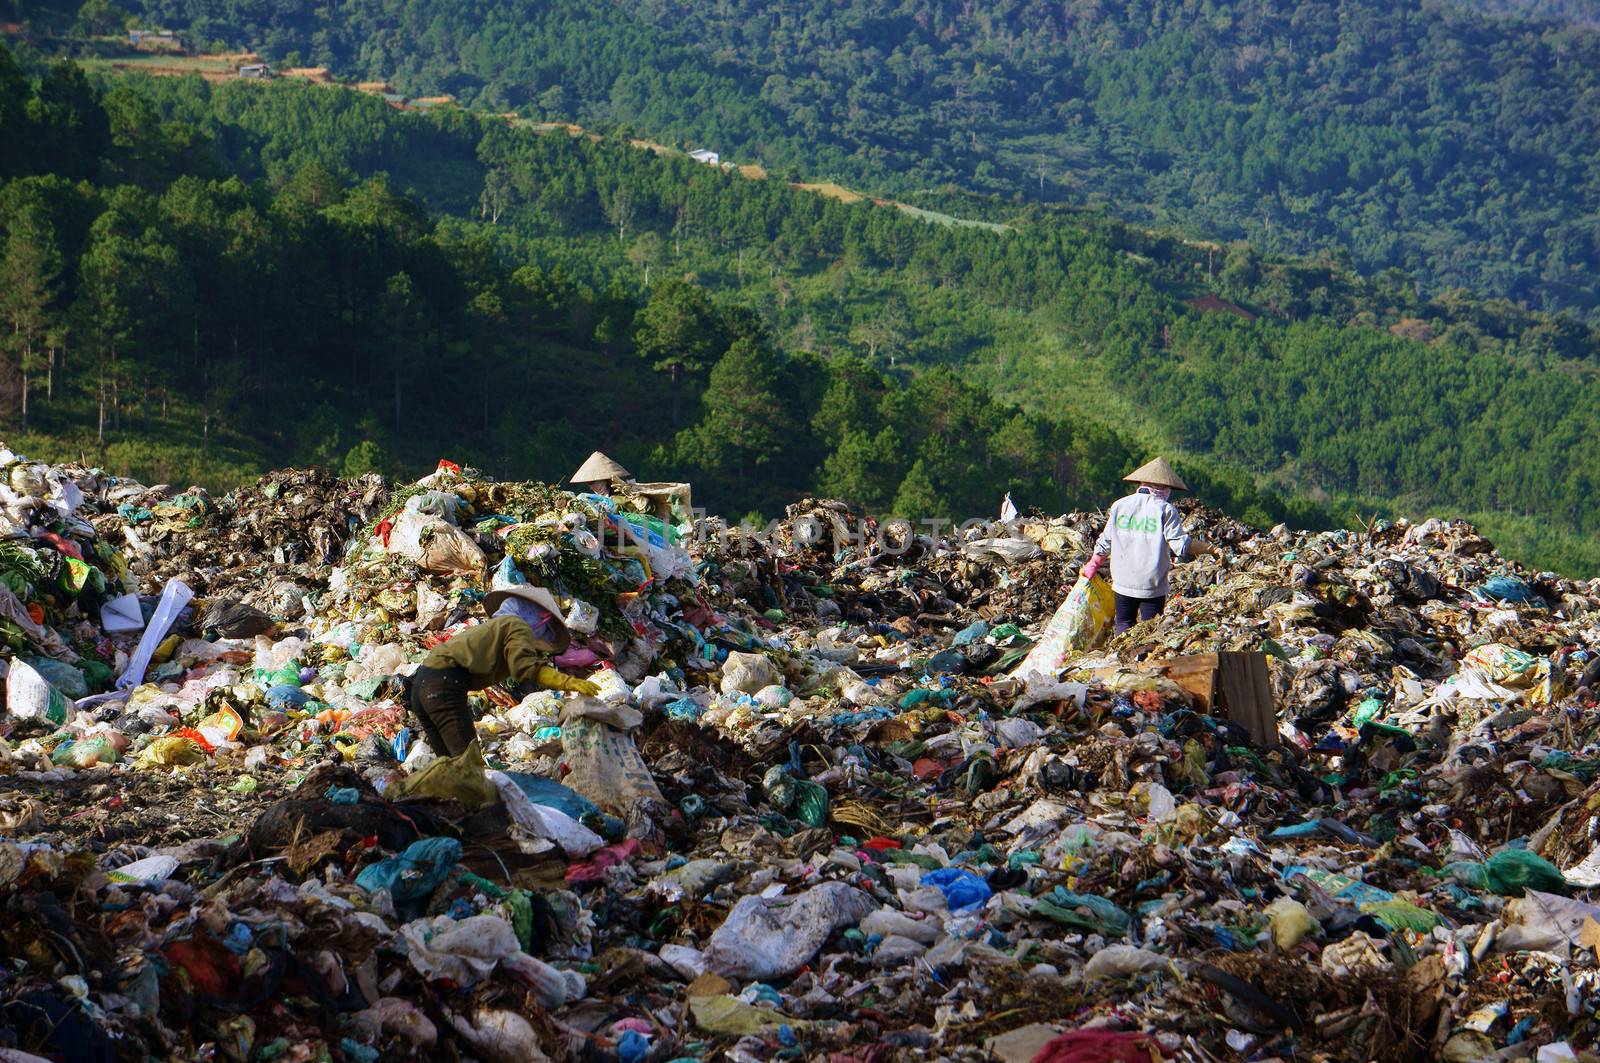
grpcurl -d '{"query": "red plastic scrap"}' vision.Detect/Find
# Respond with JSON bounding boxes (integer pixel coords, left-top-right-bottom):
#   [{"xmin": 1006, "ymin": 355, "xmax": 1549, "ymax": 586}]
[
  {"xmin": 38, "ymin": 531, "xmax": 83, "ymax": 560},
  {"xmin": 163, "ymin": 937, "xmax": 240, "ymax": 999},
  {"xmin": 1030, "ymin": 1030, "xmax": 1169, "ymax": 1063},
  {"xmin": 565, "ymin": 838, "xmax": 641, "ymax": 885},
  {"xmin": 435, "ymin": 459, "xmax": 462, "ymax": 475},
  {"xmin": 171, "ymin": 727, "xmax": 215, "ymax": 754}
]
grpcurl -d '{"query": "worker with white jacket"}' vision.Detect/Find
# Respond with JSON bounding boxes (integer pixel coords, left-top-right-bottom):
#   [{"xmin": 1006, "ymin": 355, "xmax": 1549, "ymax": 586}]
[{"xmin": 1082, "ymin": 457, "xmax": 1210, "ymax": 633}]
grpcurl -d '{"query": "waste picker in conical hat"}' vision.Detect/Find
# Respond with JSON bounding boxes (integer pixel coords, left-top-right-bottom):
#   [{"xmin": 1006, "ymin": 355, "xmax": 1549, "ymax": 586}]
[
  {"xmin": 570, "ymin": 451, "xmax": 630, "ymax": 496},
  {"xmin": 407, "ymin": 584, "xmax": 598, "ymax": 757},
  {"xmin": 1080, "ymin": 457, "xmax": 1212, "ymax": 634}
]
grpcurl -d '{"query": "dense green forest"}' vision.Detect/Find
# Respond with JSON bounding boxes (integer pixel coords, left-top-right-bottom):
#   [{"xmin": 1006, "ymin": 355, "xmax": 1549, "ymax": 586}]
[
  {"xmin": 1455, "ymin": 0, "xmax": 1600, "ymax": 26},
  {"xmin": 28, "ymin": 0, "xmax": 1600, "ymax": 323},
  {"xmin": 6, "ymin": 50, "xmax": 1600, "ymax": 573},
  {"xmin": 0, "ymin": 45, "xmax": 1203, "ymax": 531}
]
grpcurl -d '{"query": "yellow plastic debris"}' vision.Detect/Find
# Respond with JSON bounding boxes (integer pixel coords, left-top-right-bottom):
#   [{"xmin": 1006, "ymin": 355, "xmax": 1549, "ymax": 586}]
[{"xmin": 1266, "ymin": 896, "xmax": 1317, "ymax": 950}]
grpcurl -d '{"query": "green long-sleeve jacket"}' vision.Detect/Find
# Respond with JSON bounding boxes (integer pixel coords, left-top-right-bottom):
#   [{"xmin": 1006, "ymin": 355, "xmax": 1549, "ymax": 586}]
[{"xmin": 422, "ymin": 615, "xmax": 553, "ymax": 690}]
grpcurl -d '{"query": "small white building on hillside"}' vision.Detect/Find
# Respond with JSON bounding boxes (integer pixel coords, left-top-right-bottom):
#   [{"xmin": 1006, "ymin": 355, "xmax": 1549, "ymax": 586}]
[{"xmin": 688, "ymin": 149, "xmax": 720, "ymax": 166}]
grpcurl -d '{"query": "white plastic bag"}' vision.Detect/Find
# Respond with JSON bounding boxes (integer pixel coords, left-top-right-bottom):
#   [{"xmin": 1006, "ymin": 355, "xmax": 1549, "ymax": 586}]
[
  {"xmin": 563, "ymin": 599, "xmax": 600, "ymax": 636},
  {"xmin": 401, "ymin": 914, "xmax": 520, "ymax": 983},
  {"xmin": 5, "ymin": 660, "xmax": 69, "ymax": 727},
  {"xmin": 387, "ymin": 508, "xmax": 485, "ymax": 575},
  {"xmin": 704, "ymin": 881, "xmax": 877, "ymax": 980},
  {"xmin": 486, "ymin": 770, "xmax": 604, "ymax": 857},
  {"xmin": 106, "ymin": 854, "xmax": 180, "ymax": 886},
  {"xmin": 720, "ymin": 651, "xmax": 780, "ymax": 695}
]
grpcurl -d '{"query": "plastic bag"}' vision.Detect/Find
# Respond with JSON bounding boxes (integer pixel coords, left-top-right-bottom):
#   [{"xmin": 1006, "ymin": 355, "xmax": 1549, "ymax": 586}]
[
  {"xmin": 1360, "ymin": 898, "xmax": 1441, "ymax": 933},
  {"xmin": 195, "ymin": 706, "xmax": 243, "ymax": 745},
  {"xmin": 5, "ymin": 659, "xmax": 70, "ymax": 727},
  {"xmin": 1445, "ymin": 849, "xmax": 1567, "ymax": 897},
  {"xmin": 704, "ymin": 881, "xmax": 877, "ymax": 980},
  {"xmin": 50, "ymin": 734, "xmax": 120, "ymax": 767},
  {"xmin": 388, "ymin": 741, "xmax": 498, "ymax": 808},
  {"xmin": 134, "ymin": 733, "xmax": 210, "ymax": 768},
  {"xmin": 961, "ymin": 537, "xmax": 1042, "ymax": 564},
  {"xmin": 445, "ymin": 1006, "xmax": 549, "ymax": 1063},
  {"xmin": 1036, "ymin": 888, "xmax": 1131, "ymax": 936},
  {"xmin": 559, "ymin": 701, "xmax": 664, "ymax": 813},
  {"xmin": 563, "ymin": 599, "xmax": 600, "ymax": 636},
  {"xmin": 1461, "ymin": 644, "xmax": 1541, "ymax": 684},
  {"xmin": 502, "ymin": 950, "xmax": 585, "ymax": 1009},
  {"xmin": 358, "ymin": 643, "xmax": 408, "ymax": 677},
  {"xmin": 486, "ymin": 770, "xmax": 604, "ymax": 856},
  {"xmin": 689, "ymin": 994, "xmax": 803, "ymax": 1037},
  {"xmin": 201, "ymin": 599, "xmax": 276, "ymax": 638},
  {"xmin": 107, "ymin": 854, "xmax": 179, "ymax": 886},
  {"xmin": 490, "ymin": 556, "xmax": 525, "ymax": 591},
  {"xmin": 720, "ymin": 651, "xmax": 780, "ymax": 695},
  {"xmin": 1011, "ymin": 574, "xmax": 1114, "ymax": 680},
  {"xmin": 353, "ymin": 998, "xmax": 437, "ymax": 1049},
  {"xmin": 387, "ymin": 509, "xmax": 485, "ymax": 575},
  {"xmin": 921, "ymin": 867, "xmax": 992, "ymax": 912},
  {"xmin": 25, "ymin": 657, "xmax": 87, "ymax": 699},
  {"xmin": 400, "ymin": 913, "xmax": 517, "ymax": 984},
  {"xmin": 356, "ymin": 837, "xmax": 462, "ymax": 906},
  {"xmin": 1082, "ymin": 944, "xmax": 1168, "ymax": 980},
  {"xmin": 1266, "ymin": 896, "xmax": 1317, "ymax": 949}
]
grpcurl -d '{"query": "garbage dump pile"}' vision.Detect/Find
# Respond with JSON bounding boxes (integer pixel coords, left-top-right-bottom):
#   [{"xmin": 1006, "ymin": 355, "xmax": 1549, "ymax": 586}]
[{"xmin": 4, "ymin": 450, "xmax": 1600, "ymax": 1062}]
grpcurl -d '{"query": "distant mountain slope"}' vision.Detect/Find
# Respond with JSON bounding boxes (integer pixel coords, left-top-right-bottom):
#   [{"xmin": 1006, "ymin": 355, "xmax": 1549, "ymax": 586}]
[
  {"xmin": 111, "ymin": 0, "xmax": 1600, "ymax": 322},
  {"xmin": 10, "ymin": 52, "xmax": 1600, "ymax": 569}
]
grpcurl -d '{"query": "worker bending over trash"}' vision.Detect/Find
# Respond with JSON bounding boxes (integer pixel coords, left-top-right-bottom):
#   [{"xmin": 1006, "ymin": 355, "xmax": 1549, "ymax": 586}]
[
  {"xmin": 408, "ymin": 585, "xmax": 598, "ymax": 757},
  {"xmin": 1082, "ymin": 457, "xmax": 1210, "ymax": 634}
]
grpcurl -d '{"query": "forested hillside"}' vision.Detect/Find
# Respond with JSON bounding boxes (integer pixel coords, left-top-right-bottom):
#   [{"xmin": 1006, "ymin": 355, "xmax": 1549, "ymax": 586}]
[
  {"xmin": 1454, "ymin": 0, "xmax": 1600, "ymax": 25},
  {"xmin": 51, "ymin": 0, "xmax": 1600, "ymax": 322},
  {"xmin": 6, "ymin": 49, "xmax": 1600, "ymax": 570},
  {"xmin": 0, "ymin": 46, "xmax": 1185, "ymax": 530}
]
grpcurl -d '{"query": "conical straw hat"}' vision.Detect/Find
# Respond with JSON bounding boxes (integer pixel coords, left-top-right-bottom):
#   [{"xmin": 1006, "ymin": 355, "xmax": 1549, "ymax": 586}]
[
  {"xmin": 570, "ymin": 451, "xmax": 630, "ymax": 484},
  {"xmin": 1122, "ymin": 457, "xmax": 1187, "ymax": 491},
  {"xmin": 481, "ymin": 584, "xmax": 572, "ymax": 653}
]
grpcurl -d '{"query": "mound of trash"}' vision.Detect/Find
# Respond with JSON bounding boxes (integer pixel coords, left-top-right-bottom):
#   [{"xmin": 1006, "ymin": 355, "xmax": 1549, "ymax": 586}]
[{"xmin": 1, "ymin": 447, "xmax": 1599, "ymax": 1062}]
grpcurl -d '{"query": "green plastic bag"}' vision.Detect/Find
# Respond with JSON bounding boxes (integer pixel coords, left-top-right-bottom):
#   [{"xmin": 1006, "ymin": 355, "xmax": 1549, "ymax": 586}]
[
  {"xmin": 1444, "ymin": 849, "xmax": 1567, "ymax": 897},
  {"xmin": 1360, "ymin": 898, "xmax": 1441, "ymax": 933},
  {"xmin": 792, "ymin": 779, "xmax": 829, "ymax": 827},
  {"xmin": 1033, "ymin": 889, "xmax": 1130, "ymax": 937}
]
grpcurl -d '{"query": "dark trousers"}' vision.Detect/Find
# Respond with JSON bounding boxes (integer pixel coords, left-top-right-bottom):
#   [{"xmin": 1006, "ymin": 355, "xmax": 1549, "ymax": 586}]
[
  {"xmin": 409, "ymin": 665, "xmax": 475, "ymax": 757},
  {"xmin": 1113, "ymin": 593, "xmax": 1166, "ymax": 634}
]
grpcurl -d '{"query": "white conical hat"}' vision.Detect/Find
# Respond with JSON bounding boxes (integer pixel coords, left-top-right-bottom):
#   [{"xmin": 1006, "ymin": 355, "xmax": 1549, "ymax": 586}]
[
  {"xmin": 570, "ymin": 451, "xmax": 630, "ymax": 484},
  {"xmin": 1123, "ymin": 457, "xmax": 1187, "ymax": 491},
  {"xmin": 481, "ymin": 584, "xmax": 571, "ymax": 653}
]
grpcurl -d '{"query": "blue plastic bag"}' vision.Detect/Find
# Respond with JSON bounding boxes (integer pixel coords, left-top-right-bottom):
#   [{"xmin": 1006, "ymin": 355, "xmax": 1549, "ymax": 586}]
[
  {"xmin": 266, "ymin": 684, "xmax": 311, "ymax": 711},
  {"xmin": 1473, "ymin": 575, "xmax": 1540, "ymax": 605},
  {"xmin": 952, "ymin": 620, "xmax": 990, "ymax": 647},
  {"xmin": 354, "ymin": 837, "xmax": 461, "ymax": 907},
  {"xmin": 493, "ymin": 555, "xmax": 526, "ymax": 589},
  {"xmin": 665, "ymin": 696, "xmax": 704, "ymax": 720},
  {"xmin": 503, "ymin": 772, "xmax": 601, "ymax": 820},
  {"xmin": 922, "ymin": 867, "xmax": 993, "ymax": 912}
]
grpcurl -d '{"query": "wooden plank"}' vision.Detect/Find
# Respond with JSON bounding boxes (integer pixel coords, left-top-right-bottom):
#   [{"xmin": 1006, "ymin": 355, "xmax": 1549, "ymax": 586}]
[
  {"xmin": 1152, "ymin": 653, "xmax": 1218, "ymax": 710},
  {"xmin": 1216, "ymin": 651, "xmax": 1276, "ymax": 746}
]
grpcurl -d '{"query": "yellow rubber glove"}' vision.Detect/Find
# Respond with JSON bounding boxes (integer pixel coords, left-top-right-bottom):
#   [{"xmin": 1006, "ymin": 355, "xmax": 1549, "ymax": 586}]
[{"xmin": 536, "ymin": 665, "xmax": 599, "ymax": 697}]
